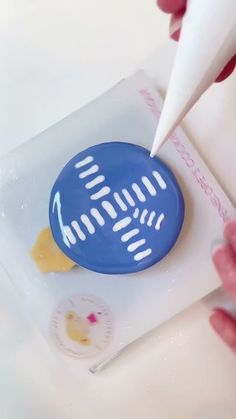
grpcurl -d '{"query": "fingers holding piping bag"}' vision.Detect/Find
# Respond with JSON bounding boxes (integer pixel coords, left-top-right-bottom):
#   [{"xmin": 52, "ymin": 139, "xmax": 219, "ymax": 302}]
[
  {"xmin": 157, "ymin": 0, "xmax": 186, "ymax": 41},
  {"xmin": 157, "ymin": 0, "xmax": 236, "ymax": 81}
]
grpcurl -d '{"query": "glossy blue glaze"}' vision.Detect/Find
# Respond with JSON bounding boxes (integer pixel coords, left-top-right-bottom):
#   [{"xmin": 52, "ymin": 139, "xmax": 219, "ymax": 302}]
[{"xmin": 49, "ymin": 142, "xmax": 185, "ymax": 274}]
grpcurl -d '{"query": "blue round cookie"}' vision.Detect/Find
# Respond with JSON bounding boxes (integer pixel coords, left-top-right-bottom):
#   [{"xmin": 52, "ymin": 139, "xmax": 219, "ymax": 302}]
[{"xmin": 49, "ymin": 142, "xmax": 185, "ymax": 274}]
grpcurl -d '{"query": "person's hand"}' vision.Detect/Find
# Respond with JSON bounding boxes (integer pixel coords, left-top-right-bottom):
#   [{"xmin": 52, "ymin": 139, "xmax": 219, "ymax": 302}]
[
  {"xmin": 210, "ymin": 220, "xmax": 236, "ymax": 353},
  {"xmin": 157, "ymin": 0, "xmax": 236, "ymax": 82}
]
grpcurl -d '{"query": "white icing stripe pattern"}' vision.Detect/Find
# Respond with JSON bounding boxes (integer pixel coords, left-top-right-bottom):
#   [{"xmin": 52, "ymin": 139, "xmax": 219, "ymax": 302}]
[
  {"xmin": 63, "ymin": 226, "xmax": 77, "ymax": 245},
  {"xmin": 134, "ymin": 248, "xmax": 152, "ymax": 261},
  {"xmin": 90, "ymin": 208, "xmax": 105, "ymax": 226},
  {"xmin": 121, "ymin": 229, "xmax": 139, "ymax": 242},
  {"xmin": 90, "ymin": 187, "xmax": 111, "ymax": 200},
  {"xmin": 102, "ymin": 201, "xmax": 117, "ymax": 219},
  {"xmin": 85, "ymin": 175, "xmax": 105, "ymax": 189},
  {"xmin": 141, "ymin": 176, "xmax": 157, "ymax": 196},
  {"xmin": 133, "ymin": 208, "xmax": 139, "ymax": 219},
  {"xmin": 79, "ymin": 165, "xmax": 99, "ymax": 179},
  {"xmin": 133, "ymin": 208, "xmax": 165, "ymax": 231},
  {"xmin": 71, "ymin": 220, "xmax": 86, "ymax": 241},
  {"xmin": 122, "ymin": 189, "xmax": 135, "ymax": 207},
  {"xmin": 155, "ymin": 213, "xmax": 165, "ymax": 230},
  {"xmin": 152, "ymin": 171, "xmax": 167, "ymax": 190},
  {"xmin": 128, "ymin": 239, "xmax": 146, "ymax": 252},
  {"xmin": 132, "ymin": 184, "xmax": 146, "ymax": 202},
  {"xmin": 75, "ymin": 156, "xmax": 111, "ymax": 203},
  {"xmin": 64, "ymin": 153, "xmax": 170, "ymax": 262},
  {"xmin": 140, "ymin": 209, "xmax": 148, "ymax": 224},
  {"xmin": 113, "ymin": 192, "xmax": 127, "ymax": 211},
  {"xmin": 80, "ymin": 214, "xmax": 95, "ymax": 234},
  {"xmin": 74, "ymin": 156, "xmax": 93, "ymax": 169},
  {"xmin": 147, "ymin": 211, "xmax": 156, "ymax": 227},
  {"xmin": 113, "ymin": 217, "xmax": 131, "ymax": 232}
]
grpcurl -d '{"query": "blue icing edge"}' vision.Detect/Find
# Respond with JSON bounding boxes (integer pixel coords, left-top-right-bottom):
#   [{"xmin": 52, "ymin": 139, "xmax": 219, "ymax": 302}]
[{"xmin": 49, "ymin": 142, "xmax": 185, "ymax": 274}]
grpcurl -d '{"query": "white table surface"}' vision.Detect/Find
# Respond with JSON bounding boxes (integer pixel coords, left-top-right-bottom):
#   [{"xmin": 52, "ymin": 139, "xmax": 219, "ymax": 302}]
[{"xmin": 1, "ymin": 1, "xmax": 236, "ymax": 418}]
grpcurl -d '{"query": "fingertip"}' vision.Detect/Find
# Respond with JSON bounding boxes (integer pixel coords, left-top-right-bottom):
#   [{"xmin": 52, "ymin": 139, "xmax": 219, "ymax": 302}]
[
  {"xmin": 211, "ymin": 241, "xmax": 226, "ymax": 257},
  {"xmin": 211, "ymin": 243, "xmax": 228, "ymax": 271},
  {"xmin": 211, "ymin": 244, "xmax": 236, "ymax": 301},
  {"xmin": 210, "ymin": 309, "xmax": 236, "ymax": 353},
  {"xmin": 209, "ymin": 308, "xmax": 225, "ymax": 334},
  {"xmin": 212, "ymin": 244, "xmax": 235, "ymax": 276},
  {"xmin": 157, "ymin": 0, "xmax": 186, "ymax": 14},
  {"xmin": 224, "ymin": 219, "xmax": 236, "ymax": 252}
]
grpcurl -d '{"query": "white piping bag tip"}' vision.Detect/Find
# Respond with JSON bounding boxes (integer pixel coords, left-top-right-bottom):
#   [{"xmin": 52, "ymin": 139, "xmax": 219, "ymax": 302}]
[
  {"xmin": 150, "ymin": 127, "xmax": 169, "ymax": 157},
  {"xmin": 150, "ymin": 144, "xmax": 159, "ymax": 158},
  {"xmin": 150, "ymin": 138, "xmax": 157, "ymax": 157},
  {"xmin": 150, "ymin": 139, "xmax": 165, "ymax": 157}
]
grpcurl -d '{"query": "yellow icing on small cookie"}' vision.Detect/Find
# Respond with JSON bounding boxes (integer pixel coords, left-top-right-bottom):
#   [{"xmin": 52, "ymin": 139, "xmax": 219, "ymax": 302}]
[
  {"xmin": 65, "ymin": 311, "xmax": 91, "ymax": 346},
  {"xmin": 31, "ymin": 227, "xmax": 76, "ymax": 273}
]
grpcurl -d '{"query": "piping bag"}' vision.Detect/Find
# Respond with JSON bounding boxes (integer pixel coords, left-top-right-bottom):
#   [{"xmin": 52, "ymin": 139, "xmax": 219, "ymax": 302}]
[{"xmin": 151, "ymin": 0, "xmax": 236, "ymax": 156}]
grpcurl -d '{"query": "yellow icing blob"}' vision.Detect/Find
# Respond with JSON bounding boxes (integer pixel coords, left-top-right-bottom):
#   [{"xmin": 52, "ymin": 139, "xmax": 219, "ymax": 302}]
[
  {"xmin": 65, "ymin": 311, "xmax": 91, "ymax": 346},
  {"xmin": 31, "ymin": 227, "xmax": 76, "ymax": 273}
]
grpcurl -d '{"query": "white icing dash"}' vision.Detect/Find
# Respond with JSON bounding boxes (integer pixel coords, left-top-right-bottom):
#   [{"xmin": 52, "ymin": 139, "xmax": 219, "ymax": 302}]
[
  {"xmin": 102, "ymin": 201, "xmax": 117, "ymax": 219},
  {"xmin": 128, "ymin": 239, "xmax": 146, "ymax": 252},
  {"xmin": 63, "ymin": 226, "xmax": 77, "ymax": 245},
  {"xmin": 85, "ymin": 175, "xmax": 105, "ymax": 189},
  {"xmin": 71, "ymin": 221, "xmax": 86, "ymax": 241},
  {"xmin": 75, "ymin": 156, "xmax": 93, "ymax": 169},
  {"xmin": 90, "ymin": 187, "xmax": 111, "ymax": 200},
  {"xmin": 113, "ymin": 217, "xmax": 132, "ymax": 232},
  {"xmin": 134, "ymin": 248, "xmax": 152, "ymax": 261},
  {"xmin": 142, "ymin": 176, "xmax": 157, "ymax": 196},
  {"xmin": 152, "ymin": 171, "xmax": 167, "ymax": 190},
  {"xmin": 155, "ymin": 213, "xmax": 165, "ymax": 230},
  {"xmin": 133, "ymin": 208, "xmax": 139, "ymax": 219},
  {"xmin": 79, "ymin": 165, "xmax": 99, "ymax": 179},
  {"xmin": 132, "ymin": 183, "xmax": 146, "ymax": 202},
  {"xmin": 90, "ymin": 208, "xmax": 105, "ymax": 226},
  {"xmin": 121, "ymin": 229, "xmax": 139, "ymax": 242},
  {"xmin": 122, "ymin": 189, "xmax": 135, "ymax": 207},
  {"xmin": 140, "ymin": 209, "xmax": 148, "ymax": 224},
  {"xmin": 147, "ymin": 211, "xmax": 156, "ymax": 227},
  {"xmin": 80, "ymin": 214, "xmax": 95, "ymax": 234},
  {"xmin": 113, "ymin": 192, "xmax": 127, "ymax": 211}
]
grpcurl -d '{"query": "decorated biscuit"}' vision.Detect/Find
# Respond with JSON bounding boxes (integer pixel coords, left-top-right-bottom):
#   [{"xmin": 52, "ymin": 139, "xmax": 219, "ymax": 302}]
[{"xmin": 49, "ymin": 142, "xmax": 185, "ymax": 274}]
